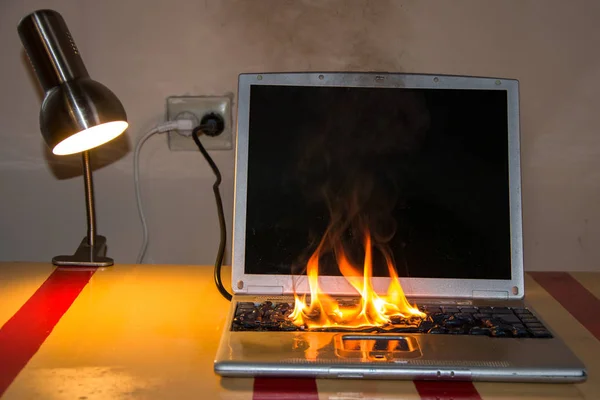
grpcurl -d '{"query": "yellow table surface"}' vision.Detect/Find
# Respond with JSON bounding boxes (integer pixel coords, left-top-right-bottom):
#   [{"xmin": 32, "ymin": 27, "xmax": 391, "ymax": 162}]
[{"xmin": 0, "ymin": 262, "xmax": 598, "ymax": 399}]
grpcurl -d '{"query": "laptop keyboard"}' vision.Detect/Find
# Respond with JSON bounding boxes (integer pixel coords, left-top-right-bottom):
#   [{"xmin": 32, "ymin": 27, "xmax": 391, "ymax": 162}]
[{"xmin": 231, "ymin": 301, "xmax": 553, "ymax": 338}]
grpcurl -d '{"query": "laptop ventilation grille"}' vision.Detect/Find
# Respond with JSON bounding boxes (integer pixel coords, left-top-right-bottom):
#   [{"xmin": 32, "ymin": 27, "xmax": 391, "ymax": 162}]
[
  {"xmin": 408, "ymin": 360, "xmax": 511, "ymax": 367},
  {"xmin": 282, "ymin": 359, "xmax": 511, "ymax": 367},
  {"xmin": 251, "ymin": 296, "xmax": 292, "ymax": 302}
]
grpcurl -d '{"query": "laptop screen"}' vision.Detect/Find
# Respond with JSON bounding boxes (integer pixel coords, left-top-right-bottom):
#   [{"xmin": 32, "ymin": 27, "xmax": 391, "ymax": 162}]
[{"xmin": 244, "ymin": 84, "xmax": 511, "ymax": 280}]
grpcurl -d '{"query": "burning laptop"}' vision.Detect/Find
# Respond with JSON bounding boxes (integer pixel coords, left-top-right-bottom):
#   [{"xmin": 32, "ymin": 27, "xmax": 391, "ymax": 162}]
[{"xmin": 214, "ymin": 73, "xmax": 586, "ymax": 382}]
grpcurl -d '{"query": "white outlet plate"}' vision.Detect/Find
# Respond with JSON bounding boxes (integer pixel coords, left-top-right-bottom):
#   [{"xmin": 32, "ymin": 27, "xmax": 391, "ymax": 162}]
[{"xmin": 166, "ymin": 95, "xmax": 233, "ymax": 151}]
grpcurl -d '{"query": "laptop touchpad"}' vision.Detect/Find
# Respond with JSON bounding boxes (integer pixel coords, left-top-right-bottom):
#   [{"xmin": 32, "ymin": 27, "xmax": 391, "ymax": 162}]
[{"xmin": 336, "ymin": 335, "xmax": 422, "ymax": 360}]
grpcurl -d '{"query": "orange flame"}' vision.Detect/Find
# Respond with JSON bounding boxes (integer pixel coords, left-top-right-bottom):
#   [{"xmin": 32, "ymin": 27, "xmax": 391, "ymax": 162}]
[{"xmin": 290, "ymin": 230, "xmax": 424, "ymax": 329}]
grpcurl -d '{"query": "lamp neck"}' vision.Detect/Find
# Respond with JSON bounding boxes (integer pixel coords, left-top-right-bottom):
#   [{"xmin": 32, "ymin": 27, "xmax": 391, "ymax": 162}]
[{"xmin": 82, "ymin": 151, "xmax": 97, "ymax": 247}]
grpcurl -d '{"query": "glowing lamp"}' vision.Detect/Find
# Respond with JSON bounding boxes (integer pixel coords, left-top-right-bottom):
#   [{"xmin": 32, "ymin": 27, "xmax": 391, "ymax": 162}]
[{"xmin": 18, "ymin": 9, "xmax": 127, "ymax": 266}]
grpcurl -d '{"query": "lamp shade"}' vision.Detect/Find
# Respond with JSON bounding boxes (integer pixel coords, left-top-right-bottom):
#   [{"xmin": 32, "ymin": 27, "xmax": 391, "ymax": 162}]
[{"xmin": 18, "ymin": 9, "xmax": 127, "ymax": 155}]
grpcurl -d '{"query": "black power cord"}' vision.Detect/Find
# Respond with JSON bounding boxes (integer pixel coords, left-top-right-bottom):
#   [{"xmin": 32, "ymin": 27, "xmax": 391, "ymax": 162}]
[{"xmin": 192, "ymin": 121, "xmax": 232, "ymax": 301}]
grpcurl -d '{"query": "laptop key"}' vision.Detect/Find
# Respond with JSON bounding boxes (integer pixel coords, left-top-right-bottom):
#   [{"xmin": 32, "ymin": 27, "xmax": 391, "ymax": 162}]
[
  {"xmin": 455, "ymin": 313, "xmax": 475, "ymax": 322},
  {"xmin": 431, "ymin": 313, "xmax": 450, "ymax": 325},
  {"xmin": 494, "ymin": 314, "xmax": 521, "ymax": 324},
  {"xmin": 530, "ymin": 329, "xmax": 553, "ymax": 338},
  {"xmin": 423, "ymin": 306, "xmax": 442, "ymax": 314},
  {"xmin": 469, "ymin": 327, "xmax": 491, "ymax": 336},
  {"xmin": 418, "ymin": 320, "xmax": 435, "ymax": 332},
  {"xmin": 458, "ymin": 307, "xmax": 478, "ymax": 313},
  {"xmin": 524, "ymin": 322, "xmax": 545, "ymax": 329},
  {"xmin": 483, "ymin": 318, "xmax": 507, "ymax": 328},
  {"xmin": 520, "ymin": 317, "xmax": 540, "ymax": 323},
  {"xmin": 490, "ymin": 307, "xmax": 513, "ymax": 314},
  {"xmin": 478, "ymin": 307, "xmax": 494, "ymax": 314},
  {"xmin": 441, "ymin": 307, "xmax": 460, "ymax": 313},
  {"xmin": 237, "ymin": 302, "xmax": 256, "ymax": 310},
  {"xmin": 274, "ymin": 303, "xmax": 292, "ymax": 313},
  {"xmin": 516, "ymin": 312, "xmax": 534, "ymax": 318},
  {"xmin": 443, "ymin": 316, "xmax": 465, "ymax": 328},
  {"xmin": 338, "ymin": 299, "xmax": 358, "ymax": 307},
  {"xmin": 490, "ymin": 327, "xmax": 509, "ymax": 337},
  {"xmin": 512, "ymin": 326, "xmax": 529, "ymax": 337}
]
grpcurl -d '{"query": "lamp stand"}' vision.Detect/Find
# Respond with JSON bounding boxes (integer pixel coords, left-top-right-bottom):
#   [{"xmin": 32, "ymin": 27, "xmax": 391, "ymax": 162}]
[{"xmin": 52, "ymin": 151, "xmax": 114, "ymax": 267}]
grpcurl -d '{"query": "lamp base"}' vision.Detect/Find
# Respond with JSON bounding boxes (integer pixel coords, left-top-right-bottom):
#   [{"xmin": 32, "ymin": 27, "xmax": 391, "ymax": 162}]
[{"xmin": 52, "ymin": 235, "xmax": 114, "ymax": 267}]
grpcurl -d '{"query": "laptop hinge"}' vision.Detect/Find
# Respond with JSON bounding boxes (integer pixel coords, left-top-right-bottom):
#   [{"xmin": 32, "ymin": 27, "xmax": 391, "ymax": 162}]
[
  {"xmin": 472, "ymin": 290, "xmax": 509, "ymax": 300},
  {"xmin": 247, "ymin": 285, "xmax": 284, "ymax": 295}
]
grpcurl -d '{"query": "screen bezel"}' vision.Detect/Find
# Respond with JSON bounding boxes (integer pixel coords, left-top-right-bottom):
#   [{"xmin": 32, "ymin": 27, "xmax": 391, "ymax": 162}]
[{"xmin": 232, "ymin": 73, "xmax": 523, "ymax": 299}]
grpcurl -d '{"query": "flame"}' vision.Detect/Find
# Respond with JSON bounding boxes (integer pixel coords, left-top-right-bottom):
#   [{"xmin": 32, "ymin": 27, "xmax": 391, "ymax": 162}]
[{"xmin": 290, "ymin": 229, "xmax": 425, "ymax": 329}]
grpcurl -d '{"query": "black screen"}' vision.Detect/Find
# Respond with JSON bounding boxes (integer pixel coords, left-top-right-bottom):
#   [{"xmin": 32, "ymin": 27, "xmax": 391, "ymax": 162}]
[{"xmin": 244, "ymin": 85, "xmax": 511, "ymax": 280}]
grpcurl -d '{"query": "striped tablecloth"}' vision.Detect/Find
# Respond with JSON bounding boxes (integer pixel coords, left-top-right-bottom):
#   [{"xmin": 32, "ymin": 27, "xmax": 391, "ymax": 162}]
[{"xmin": 0, "ymin": 263, "xmax": 598, "ymax": 399}]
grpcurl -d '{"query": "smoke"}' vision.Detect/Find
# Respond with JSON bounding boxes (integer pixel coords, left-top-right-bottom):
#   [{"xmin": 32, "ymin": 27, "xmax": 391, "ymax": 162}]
[{"xmin": 293, "ymin": 88, "xmax": 431, "ymax": 276}]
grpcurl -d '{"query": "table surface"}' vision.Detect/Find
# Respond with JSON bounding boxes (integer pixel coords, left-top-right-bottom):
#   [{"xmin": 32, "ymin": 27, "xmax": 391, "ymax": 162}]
[{"xmin": 0, "ymin": 262, "xmax": 598, "ymax": 399}]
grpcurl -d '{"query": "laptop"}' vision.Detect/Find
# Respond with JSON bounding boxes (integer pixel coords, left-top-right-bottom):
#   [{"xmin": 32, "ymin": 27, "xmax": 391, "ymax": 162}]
[{"xmin": 214, "ymin": 72, "xmax": 586, "ymax": 382}]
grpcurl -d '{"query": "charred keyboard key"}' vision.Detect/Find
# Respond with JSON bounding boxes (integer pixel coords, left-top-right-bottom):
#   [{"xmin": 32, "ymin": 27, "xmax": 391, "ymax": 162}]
[
  {"xmin": 469, "ymin": 327, "xmax": 491, "ymax": 336},
  {"xmin": 512, "ymin": 326, "xmax": 530, "ymax": 337},
  {"xmin": 431, "ymin": 313, "xmax": 450, "ymax": 325},
  {"xmin": 337, "ymin": 299, "xmax": 358, "ymax": 307},
  {"xmin": 428, "ymin": 326, "xmax": 447, "ymax": 334},
  {"xmin": 422, "ymin": 306, "xmax": 442, "ymax": 314},
  {"xmin": 490, "ymin": 328, "xmax": 509, "ymax": 338},
  {"xmin": 454, "ymin": 313, "xmax": 475, "ymax": 324},
  {"xmin": 443, "ymin": 315, "xmax": 465, "ymax": 328},
  {"xmin": 418, "ymin": 320, "xmax": 435, "ymax": 332},
  {"xmin": 442, "ymin": 307, "xmax": 460, "ymax": 313},
  {"xmin": 490, "ymin": 324, "xmax": 513, "ymax": 337},
  {"xmin": 483, "ymin": 318, "xmax": 507, "ymax": 328}
]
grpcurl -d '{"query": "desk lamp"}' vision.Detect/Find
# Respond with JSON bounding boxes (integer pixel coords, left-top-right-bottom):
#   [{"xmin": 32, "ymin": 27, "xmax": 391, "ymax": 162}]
[{"xmin": 18, "ymin": 9, "xmax": 128, "ymax": 267}]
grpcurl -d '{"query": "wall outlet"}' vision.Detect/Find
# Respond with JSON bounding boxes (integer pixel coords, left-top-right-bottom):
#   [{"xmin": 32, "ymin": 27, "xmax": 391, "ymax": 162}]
[{"xmin": 166, "ymin": 95, "xmax": 233, "ymax": 151}]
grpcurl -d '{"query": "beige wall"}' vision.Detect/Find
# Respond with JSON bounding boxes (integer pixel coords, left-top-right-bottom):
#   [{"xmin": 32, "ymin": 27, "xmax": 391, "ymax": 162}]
[{"xmin": 1, "ymin": 0, "xmax": 599, "ymax": 271}]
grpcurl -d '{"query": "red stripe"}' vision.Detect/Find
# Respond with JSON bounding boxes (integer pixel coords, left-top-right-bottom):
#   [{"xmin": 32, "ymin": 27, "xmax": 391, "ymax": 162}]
[
  {"xmin": 253, "ymin": 378, "xmax": 318, "ymax": 400},
  {"xmin": 529, "ymin": 271, "xmax": 600, "ymax": 340},
  {"xmin": 0, "ymin": 268, "xmax": 95, "ymax": 396},
  {"xmin": 414, "ymin": 381, "xmax": 482, "ymax": 400}
]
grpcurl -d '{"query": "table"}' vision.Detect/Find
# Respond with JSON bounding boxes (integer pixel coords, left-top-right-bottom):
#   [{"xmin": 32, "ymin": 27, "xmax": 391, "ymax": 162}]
[{"xmin": 0, "ymin": 262, "xmax": 598, "ymax": 399}]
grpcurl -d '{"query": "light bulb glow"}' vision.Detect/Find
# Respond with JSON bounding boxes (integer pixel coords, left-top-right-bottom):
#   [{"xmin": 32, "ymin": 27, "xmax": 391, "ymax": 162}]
[{"xmin": 52, "ymin": 121, "xmax": 128, "ymax": 155}]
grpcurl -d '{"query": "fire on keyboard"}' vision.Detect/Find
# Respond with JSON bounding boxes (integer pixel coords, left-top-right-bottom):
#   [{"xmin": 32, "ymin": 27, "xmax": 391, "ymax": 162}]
[{"xmin": 231, "ymin": 301, "xmax": 553, "ymax": 338}]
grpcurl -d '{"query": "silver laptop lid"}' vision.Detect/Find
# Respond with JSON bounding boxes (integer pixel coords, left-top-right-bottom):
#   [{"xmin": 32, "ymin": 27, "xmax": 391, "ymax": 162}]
[{"xmin": 232, "ymin": 73, "xmax": 523, "ymax": 300}]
